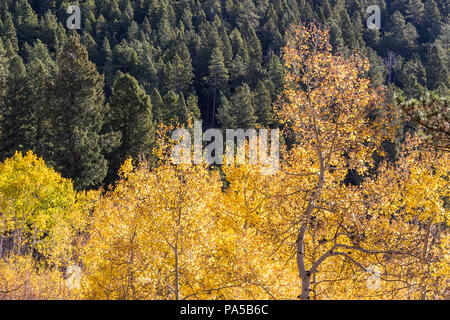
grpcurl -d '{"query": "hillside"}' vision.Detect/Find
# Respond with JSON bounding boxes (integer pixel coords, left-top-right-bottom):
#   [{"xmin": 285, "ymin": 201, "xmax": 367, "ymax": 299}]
[{"xmin": 0, "ymin": 1, "xmax": 448, "ymax": 301}]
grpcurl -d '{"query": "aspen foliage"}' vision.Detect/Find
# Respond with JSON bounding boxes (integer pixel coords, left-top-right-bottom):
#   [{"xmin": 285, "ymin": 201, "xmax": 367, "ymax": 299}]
[
  {"xmin": 81, "ymin": 125, "xmax": 227, "ymax": 299},
  {"xmin": 0, "ymin": 25, "xmax": 448, "ymax": 301},
  {"xmin": 220, "ymin": 25, "xmax": 449, "ymax": 300},
  {"xmin": 0, "ymin": 151, "xmax": 95, "ymax": 299}
]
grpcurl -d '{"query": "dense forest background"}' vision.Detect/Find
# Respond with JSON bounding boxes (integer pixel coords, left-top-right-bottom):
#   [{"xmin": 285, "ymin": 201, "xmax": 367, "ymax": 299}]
[{"xmin": 0, "ymin": 0, "xmax": 448, "ymax": 189}]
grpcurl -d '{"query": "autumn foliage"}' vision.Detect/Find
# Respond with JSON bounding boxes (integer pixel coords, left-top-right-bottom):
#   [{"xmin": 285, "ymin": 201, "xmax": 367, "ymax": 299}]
[{"xmin": 0, "ymin": 25, "xmax": 448, "ymax": 300}]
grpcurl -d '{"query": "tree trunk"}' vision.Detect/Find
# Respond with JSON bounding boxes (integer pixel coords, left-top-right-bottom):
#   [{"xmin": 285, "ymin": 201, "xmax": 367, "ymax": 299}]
[
  {"xmin": 299, "ymin": 272, "xmax": 312, "ymax": 300},
  {"xmin": 174, "ymin": 244, "xmax": 180, "ymax": 300},
  {"xmin": 296, "ymin": 150, "xmax": 325, "ymax": 300}
]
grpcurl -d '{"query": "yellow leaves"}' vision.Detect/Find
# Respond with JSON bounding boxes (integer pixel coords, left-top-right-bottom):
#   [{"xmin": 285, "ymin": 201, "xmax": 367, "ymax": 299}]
[
  {"xmin": 1, "ymin": 23, "xmax": 447, "ymax": 301},
  {"xmin": 118, "ymin": 157, "xmax": 134, "ymax": 179},
  {"xmin": 0, "ymin": 152, "xmax": 91, "ymax": 299},
  {"xmin": 0, "ymin": 254, "xmax": 74, "ymax": 300},
  {"xmin": 0, "ymin": 151, "xmax": 91, "ymax": 264},
  {"xmin": 280, "ymin": 25, "xmax": 389, "ymax": 172},
  {"xmin": 400, "ymin": 147, "xmax": 449, "ymax": 224},
  {"xmin": 82, "ymin": 157, "xmax": 226, "ymax": 300}
]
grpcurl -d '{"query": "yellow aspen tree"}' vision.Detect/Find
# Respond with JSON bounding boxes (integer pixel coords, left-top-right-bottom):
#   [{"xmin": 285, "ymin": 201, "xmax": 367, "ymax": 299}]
[
  {"xmin": 276, "ymin": 24, "xmax": 390, "ymax": 300},
  {"xmin": 0, "ymin": 151, "xmax": 93, "ymax": 299},
  {"xmin": 82, "ymin": 126, "xmax": 229, "ymax": 300},
  {"xmin": 221, "ymin": 24, "xmax": 448, "ymax": 300},
  {"xmin": 362, "ymin": 137, "xmax": 449, "ymax": 299}
]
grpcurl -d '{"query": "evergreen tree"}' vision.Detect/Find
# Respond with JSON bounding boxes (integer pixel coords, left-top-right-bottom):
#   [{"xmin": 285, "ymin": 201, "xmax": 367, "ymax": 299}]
[
  {"xmin": 228, "ymin": 83, "xmax": 257, "ymax": 129},
  {"xmin": 157, "ymin": 8, "xmax": 173, "ymax": 47},
  {"xmin": 405, "ymin": 0, "xmax": 425, "ymax": 26},
  {"xmin": 351, "ymin": 12, "xmax": 364, "ymax": 48},
  {"xmin": 105, "ymin": 71, "xmax": 155, "ymax": 183},
  {"xmin": 217, "ymin": 94, "xmax": 234, "ymax": 128},
  {"xmin": 45, "ymin": 34, "xmax": 111, "ymax": 189},
  {"xmin": 23, "ymin": 39, "xmax": 56, "ymax": 157},
  {"xmin": 0, "ymin": 39, "xmax": 7, "ymax": 105},
  {"xmin": 176, "ymin": 92, "xmax": 191, "ymax": 125},
  {"xmin": 26, "ymin": 57, "xmax": 52, "ymax": 157},
  {"xmin": 254, "ymin": 81, "xmax": 273, "ymax": 126},
  {"xmin": 169, "ymin": 53, "xmax": 194, "ymax": 93},
  {"xmin": 162, "ymin": 90, "xmax": 180, "ymax": 122},
  {"xmin": 186, "ymin": 93, "xmax": 201, "ymax": 120},
  {"xmin": 421, "ymin": 0, "xmax": 442, "ymax": 41},
  {"xmin": 329, "ymin": 19, "xmax": 345, "ymax": 49},
  {"xmin": 15, "ymin": 0, "xmax": 39, "ymax": 45},
  {"xmin": 208, "ymin": 47, "xmax": 229, "ymax": 126},
  {"xmin": 0, "ymin": 11, "xmax": 19, "ymax": 51},
  {"xmin": 218, "ymin": 28, "xmax": 233, "ymax": 68},
  {"xmin": 265, "ymin": 54, "xmax": 284, "ymax": 99},
  {"xmin": 426, "ymin": 44, "xmax": 448, "ymax": 91},
  {"xmin": 38, "ymin": 11, "xmax": 66, "ymax": 52},
  {"xmin": 151, "ymin": 87, "xmax": 164, "ymax": 123},
  {"xmin": 340, "ymin": 10, "xmax": 356, "ymax": 48},
  {"xmin": 244, "ymin": 23, "xmax": 264, "ymax": 86},
  {"xmin": 0, "ymin": 49, "xmax": 35, "ymax": 159},
  {"xmin": 384, "ymin": 11, "xmax": 419, "ymax": 56},
  {"xmin": 100, "ymin": 37, "xmax": 114, "ymax": 89},
  {"xmin": 321, "ymin": 0, "xmax": 332, "ymax": 19}
]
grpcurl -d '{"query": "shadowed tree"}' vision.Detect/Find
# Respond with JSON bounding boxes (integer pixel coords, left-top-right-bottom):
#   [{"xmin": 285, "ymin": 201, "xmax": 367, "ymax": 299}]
[
  {"xmin": 104, "ymin": 71, "xmax": 155, "ymax": 184},
  {"xmin": 44, "ymin": 34, "xmax": 113, "ymax": 189}
]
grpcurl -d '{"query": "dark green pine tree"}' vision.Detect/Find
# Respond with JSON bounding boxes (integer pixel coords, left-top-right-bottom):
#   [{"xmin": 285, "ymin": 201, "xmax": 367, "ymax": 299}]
[
  {"xmin": 265, "ymin": 53, "xmax": 284, "ymax": 99},
  {"xmin": 45, "ymin": 34, "xmax": 112, "ymax": 189},
  {"xmin": 218, "ymin": 28, "xmax": 233, "ymax": 68},
  {"xmin": 384, "ymin": 11, "xmax": 419, "ymax": 56},
  {"xmin": 398, "ymin": 55, "xmax": 427, "ymax": 98},
  {"xmin": 0, "ymin": 11, "xmax": 19, "ymax": 51},
  {"xmin": 156, "ymin": 90, "xmax": 191, "ymax": 126},
  {"xmin": 229, "ymin": 29, "xmax": 249, "ymax": 87},
  {"xmin": 38, "ymin": 11, "xmax": 66, "ymax": 52},
  {"xmin": 24, "ymin": 39, "xmax": 56, "ymax": 70},
  {"xmin": 162, "ymin": 90, "xmax": 180, "ymax": 122},
  {"xmin": 176, "ymin": 92, "xmax": 191, "ymax": 125},
  {"xmin": 24, "ymin": 40, "xmax": 56, "ymax": 157},
  {"xmin": 14, "ymin": 0, "xmax": 39, "ymax": 45},
  {"xmin": 405, "ymin": 0, "xmax": 425, "ymax": 26},
  {"xmin": 217, "ymin": 93, "xmax": 234, "ymax": 128},
  {"xmin": 181, "ymin": 5, "xmax": 193, "ymax": 30},
  {"xmin": 244, "ymin": 23, "xmax": 263, "ymax": 65},
  {"xmin": 421, "ymin": 0, "xmax": 442, "ymax": 41},
  {"xmin": 169, "ymin": 53, "xmax": 194, "ymax": 93},
  {"xmin": 99, "ymin": 37, "xmax": 114, "ymax": 89},
  {"xmin": 260, "ymin": 8, "xmax": 283, "ymax": 54},
  {"xmin": 253, "ymin": 81, "xmax": 273, "ymax": 126},
  {"xmin": 321, "ymin": 0, "xmax": 332, "ymax": 19},
  {"xmin": 208, "ymin": 47, "xmax": 229, "ymax": 126},
  {"xmin": 157, "ymin": 8, "xmax": 173, "ymax": 48},
  {"xmin": 186, "ymin": 94, "xmax": 201, "ymax": 120},
  {"xmin": 340, "ymin": 10, "xmax": 356, "ymax": 49},
  {"xmin": 329, "ymin": 19, "xmax": 345, "ymax": 49},
  {"xmin": 0, "ymin": 46, "xmax": 36, "ymax": 160},
  {"xmin": 303, "ymin": 3, "xmax": 316, "ymax": 21},
  {"xmin": 351, "ymin": 12, "xmax": 364, "ymax": 48},
  {"xmin": 105, "ymin": 71, "xmax": 155, "ymax": 183},
  {"xmin": 228, "ymin": 83, "xmax": 257, "ymax": 129},
  {"xmin": 113, "ymin": 40, "xmax": 139, "ymax": 75},
  {"xmin": 151, "ymin": 87, "xmax": 164, "ymax": 123},
  {"xmin": 426, "ymin": 44, "xmax": 448, "ymax": 91},
  {"xmin": 0, "ymin": 39, "xmax": 7, "ymax": 104}
]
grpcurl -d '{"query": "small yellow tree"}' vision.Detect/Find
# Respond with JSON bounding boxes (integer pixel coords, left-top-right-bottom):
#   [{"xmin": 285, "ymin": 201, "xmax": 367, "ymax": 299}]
[
  {"xmin": 82, "ymin": 127, "xmax": 229, "ymax": 300},
  {"xmin": 0, "ymin": 151, "xmax": 93, "ymax": 299}
]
